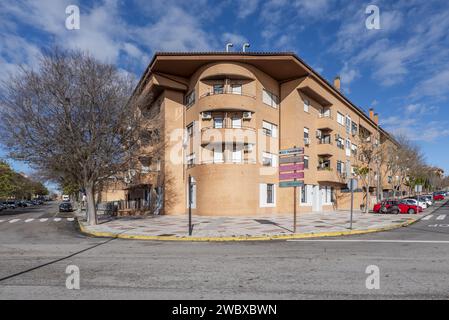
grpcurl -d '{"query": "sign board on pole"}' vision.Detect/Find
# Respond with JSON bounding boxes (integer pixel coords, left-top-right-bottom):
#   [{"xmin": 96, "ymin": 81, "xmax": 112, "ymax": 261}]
[
  {"xmin": 415, "ymin": 185, "xmax": 423, "ymax": 193},
  {"xmin": 279, "ymin": 147, "xmax": 304, "ymax": 156},
  {"xmin": 279, "ymin": 156, "xmax": 304, "ymax": 164},
  {"xmin": 279, "ymin": 164, "xmax": 304, "ymax": 172},
  {"xmin": 280, "ymin": 181, "xmax": 304, "ymax": 188},
  {"xmin": 347, "ymin": 178, "xmax": 358, "ymax": 191},
  {"xmin": 279, "ymin": 172, "xmax": 305, "ymax": 180}
]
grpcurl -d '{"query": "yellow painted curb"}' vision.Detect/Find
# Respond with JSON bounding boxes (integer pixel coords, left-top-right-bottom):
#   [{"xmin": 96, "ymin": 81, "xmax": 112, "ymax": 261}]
[{"xmin": 77, "ymin": 217, "xmax": 419, "ymax": 242}]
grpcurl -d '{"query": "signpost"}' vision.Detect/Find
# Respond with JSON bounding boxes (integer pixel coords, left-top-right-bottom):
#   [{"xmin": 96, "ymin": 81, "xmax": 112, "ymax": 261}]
[{"xmin": 279, "ymin": 147, "xmax": 304, "ymax": 233}]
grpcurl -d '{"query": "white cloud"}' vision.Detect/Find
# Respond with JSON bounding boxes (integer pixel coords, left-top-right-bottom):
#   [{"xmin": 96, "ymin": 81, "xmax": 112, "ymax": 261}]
[{"xmin": 237, "ymin": 0, "xmax": 260, "ymax": 19}]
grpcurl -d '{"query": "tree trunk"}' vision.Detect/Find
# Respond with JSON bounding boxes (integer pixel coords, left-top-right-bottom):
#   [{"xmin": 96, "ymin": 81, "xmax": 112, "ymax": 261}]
[{"xmin": 85, "ymin": 183, "xmax": 97, "ymax": 226}]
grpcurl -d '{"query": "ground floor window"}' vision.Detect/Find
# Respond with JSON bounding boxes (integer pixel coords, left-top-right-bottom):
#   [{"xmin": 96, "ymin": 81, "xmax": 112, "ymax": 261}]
[
  {"xmin": 322, "ymin": 186, "xmax": 334, "ymax": 205},
  {"xmin": 300, "ymin": 185, "xmax": 313, "ymax": 206},
  {"xmin": 259, "ymin": 183, "xmax": 276, "ymax": 207}
]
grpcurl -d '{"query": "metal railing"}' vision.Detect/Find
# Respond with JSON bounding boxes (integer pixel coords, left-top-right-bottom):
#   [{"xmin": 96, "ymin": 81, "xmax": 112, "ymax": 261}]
[{"xmin": 200, "ymin": 89, "xmax": 256, "ymax": 100}]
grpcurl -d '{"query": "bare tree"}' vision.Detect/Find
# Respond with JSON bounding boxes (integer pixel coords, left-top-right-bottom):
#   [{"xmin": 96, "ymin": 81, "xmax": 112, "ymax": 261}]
[{"xmin": 0, "ymin": 48, "xmax": 145, "ymax": 225}]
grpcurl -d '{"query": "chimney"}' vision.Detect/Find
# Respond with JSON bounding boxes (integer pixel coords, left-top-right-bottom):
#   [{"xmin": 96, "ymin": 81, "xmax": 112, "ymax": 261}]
[
  {"xmin": 333, "ymin": 76, "xmax": 341, "ymax": 92},
  {"xmin": 369, "ymin": 108, "xmax": 374, "ymax": 121},
  {"xmin": 374, "ymin": 113, "xmax": 379, "ymax": 125}
]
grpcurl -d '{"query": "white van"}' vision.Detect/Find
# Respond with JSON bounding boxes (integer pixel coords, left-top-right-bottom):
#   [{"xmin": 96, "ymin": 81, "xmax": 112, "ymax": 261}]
[{"xmin": 62, "ymin": 195, "xmax": 70, "ymax": 202}]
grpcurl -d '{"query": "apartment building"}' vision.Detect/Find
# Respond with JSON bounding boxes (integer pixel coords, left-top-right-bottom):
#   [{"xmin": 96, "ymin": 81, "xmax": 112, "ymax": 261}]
[{"xmin": 114, "ymin": 52, "xmax": 398, "ymax": 216}]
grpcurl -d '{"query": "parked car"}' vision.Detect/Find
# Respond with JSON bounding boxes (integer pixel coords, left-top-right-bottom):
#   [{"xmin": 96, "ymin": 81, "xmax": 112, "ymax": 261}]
[
  {"xmin": 59, "ymin": 202, "xmax": 73, "ymax": 213},
  {"xmin": 373, "ymin": 200, "xmax": 422, "ymax": 214},
  {"xmin": 433, "ymin": 194, "xmax": 445, "ymax": 201},
  {"xmin": 403, "ymin": 198, "xmax": 428, "ymax": 209},
  {"xmin": 4, "ymin": 201, "xmax": 17, "ymax": 209},
  {"xmin": 0, "ymin": 203, "xmax": 5, "ymax": 211}
]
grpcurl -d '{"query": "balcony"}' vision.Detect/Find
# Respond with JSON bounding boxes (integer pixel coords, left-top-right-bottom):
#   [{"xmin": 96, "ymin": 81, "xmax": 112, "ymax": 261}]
[
  {"xmin": 198, "ymin": 90, "xmax": 256, "ymax": 113},
  {"xmin": 316, "ymin": 112, "xmax": 336, "ymax": 131},
  {"xmin": 316, "ymin": 139, "xmax": 334, "ymax": 157},
  {"xmin": 201, "ymin": 124, "xmax": 257, "ymax": 146},
  {"xmin": 316, "ymin": 167, "xmax": 347, "ymax": 184}
]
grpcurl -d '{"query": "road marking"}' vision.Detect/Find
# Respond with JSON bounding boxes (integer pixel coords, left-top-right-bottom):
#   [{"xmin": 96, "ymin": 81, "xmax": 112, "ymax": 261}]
[
  {"xmin": 54, "ymin": 218, "xmax": 62, "ymax": 222},
  {"xmin": 39, "ymin": 218, "xmax": 48, "ymax": 222},
  {"xmin": 67, "ymin": 218, "xmax": 75, "ymax": 222},
  {"xmin": 25, "ymin": 218, "xmax": 34, "ymax": 223},
  {"xmin": 422, "ymin": 215, "xmax": 433, "ymax": 220},
  {"xmin": 0, "ymin": 220, "xmax": 4, "ymax": 223},
  {"xmin": 436, "ymin": 215, "xmax": 446, "ymax": 220},
  {"xmin": 288, "ymin": 240, "xmax": 449, "ymax": 244},
  {"xmin": 9, "ymin": 219, "xmax": 20, "ymax": 224}
]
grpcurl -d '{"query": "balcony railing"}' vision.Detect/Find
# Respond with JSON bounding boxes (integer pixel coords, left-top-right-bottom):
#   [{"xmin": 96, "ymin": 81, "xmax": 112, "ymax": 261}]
[{"xmin": 200, "ymin": 89, "xmax": 256, "ymax": 100}]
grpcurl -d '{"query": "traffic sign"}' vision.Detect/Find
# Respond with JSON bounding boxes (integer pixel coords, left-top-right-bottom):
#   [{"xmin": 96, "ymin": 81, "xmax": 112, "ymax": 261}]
[
  {"xmin": 279, "ymin": 172, "xmax": 304, "ymax": 180},
  {"xmin": 279, "ymin": 156, "xmax": 304, "ymax": 164},
  {"xmin": 279, "ymin": 147, "xmax": 304, "ymax": 155},
  {"xmin": 280, "ymin": 181, "xmax": 304, "ymax": 188},
  {"xmin": 279, "ymin": 164, "xmax": 304, "ymax": 172}
]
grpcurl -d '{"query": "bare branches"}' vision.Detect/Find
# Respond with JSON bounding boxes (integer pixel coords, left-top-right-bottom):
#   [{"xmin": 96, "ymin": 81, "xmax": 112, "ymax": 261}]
[{"xmin": 0, "ymin": 48, "xmax": 145, "ymax": 225}]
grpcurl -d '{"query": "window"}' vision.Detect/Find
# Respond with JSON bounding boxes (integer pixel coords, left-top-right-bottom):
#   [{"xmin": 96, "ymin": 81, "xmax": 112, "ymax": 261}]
[
  {"xmin": 304, "ymin": 155, "xmax": 309, "ymax": 169},
  {"xmin": 230, "ymin": 84, "xmax": 242, "ymax": 95},
  {"xmin": 303, "ymin": 99, "xmax": 310, "ymax": 112},
  {"xmin": 351, "ymin": 143, "xmax": 358, "ymax": 156},
  {"xmin": 337, "ymin": 161, "xmax": 344, "ymax": 174},
  {"xmin": 232, "ymin": 144, "xmax": 243, "ymax": 163},
  {"xmin": 213, "ymin": 84, "xmax": 224, "ymax": 95},
  {"xmin": 262, "ymin": 121, "xmax": 278, "ymax": 138},
  {"xmin": 300, "ymin": 185, "xmax": 313, "ymax": 205},
  {"xmin": 304, "ymin": 127, "xmax": 310, "ymax": 145},
  {"xmin": 262, "ymin": 152, "xmax": 277, "ymax": 167},
  {"xmin": 186, "ymin": 153, "xmax": 195, "ymax": 167},
  {"xmin": 231, "ymin": 117, "xmax": 242, "ymax": 128},
  {"xmin": 345, "ymin": 116, "xmax": 352, "ymax": 134},
  {"xmin": 213, "ymin": 146, "xmax": 224, "ymax": 163},
  {"xmin": 185, "ymin": 91, "xmax": 195, "ymax": 107},
  {"xmin": 337, "ymin": 112, "xmax": 345, "ymax": 125},
  {"xmin": 186, "ymin": 122, "xmax": 194, "ymax": 137},
  {"xmin": 322, "ymin": 186, "xmax": 333, "ymax": 204},
  {"xmin": 262, "ymin": 89, "xmax": 279, "ymax": 108},
  {"xmin": 346, "ymin": 139, "xmax": 351, "ymax": 157},
  {"xmin": 351, "ymin": 122, "xmax": 358, "ymax": 135},
  {"xmin": 260, "ymin": 183, "xmax": 276, "ymax": 207},
  {"xmin": 336, "ymin": 137, "xmax": 344, "ymax": 149},
  {"xmin": 213, "ymin": 117, "xmax": 223, "ymax": 129}
]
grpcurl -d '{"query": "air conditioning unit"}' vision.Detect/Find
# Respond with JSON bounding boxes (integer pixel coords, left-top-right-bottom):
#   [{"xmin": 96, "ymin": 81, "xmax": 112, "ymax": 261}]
[
  {"xmin": 304, "ymin": 138, "xmax": 310, "ymax": 146},
  {"xmin": 242, "ymin": 112, "xmax": 252, "ymax": 120},
  {"xmin": 201, "ymin": 112, "xmax": 212, "ymax": 120},
  {"xmin": 316, "ymin": 130, "xmax": 322, "ymax": 138}
]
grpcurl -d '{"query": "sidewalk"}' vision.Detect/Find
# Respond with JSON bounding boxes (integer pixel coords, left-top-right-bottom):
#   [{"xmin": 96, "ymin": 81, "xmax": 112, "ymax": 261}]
[{"xmin": 78, "ymin": 209, "xmax": 429, "ymax": 241}]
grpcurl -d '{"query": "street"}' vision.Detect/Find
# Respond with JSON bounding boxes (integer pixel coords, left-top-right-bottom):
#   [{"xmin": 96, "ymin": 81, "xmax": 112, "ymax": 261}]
[{"xmin": 0, "ymin": 201, "xmax": 449, "ymax": 299}]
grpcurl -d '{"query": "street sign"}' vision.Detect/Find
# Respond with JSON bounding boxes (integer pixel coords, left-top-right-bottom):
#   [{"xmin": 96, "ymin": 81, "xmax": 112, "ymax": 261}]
[
  {"xmin": 279, "ymin": 147, "xmax": 304, "ymax": 156},
  {"xmin": 280, "ymin": 181, "xmax": 304, "ymax": 188},
  {"xmin": 279, "ymin": 172, "xmax": 304, "ymax": 180},
  {"xmin": 279, "ymin": 156, "xmax": 304, "ymax": 164},
  {"xmin": 279, "ymin": 164, "xmax": 304, "ymax": 172},
  {"xmin": 415, "ymin": 185, "xmax": 423, "ymax": 193},
  {"xmin": 347, "ymin": 178, "xmax": 358, "ymax": 191}
]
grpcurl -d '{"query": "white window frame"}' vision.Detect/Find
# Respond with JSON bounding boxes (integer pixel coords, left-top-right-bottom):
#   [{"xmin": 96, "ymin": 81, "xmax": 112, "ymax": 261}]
[
  {"xmin": 262, "ymin": 89, "xmax": 279, "ymax": 109},
  {"xmin": 259, "ymin": 183, "xmax": 276, "ymax": 207},
  {"xmin": 213, "ymin": 117, "xmax": 223, "ymax": 129},
  {"xmin": 262, "ymin": 152, "xmax": 277, "ymax": 167},
  {"xmin": 230, "ymin": 84, "xmax": 242, "ymax": 95},
  {"xmin": 213, "ymin": 146, "xmax": 224, "ymax": 163},
  {"xmin": 300, "ymin": 185, "xmax": 313, "ymax": 206},
  {"xmin": 303, "ymin": 99, "xmax": 310, "ymax": 113},
  {"xmin": 262, "ymin": 121, "xmax": 278, "ymax": 138},
  {"xmin": 337, "ymin": 112, "xmax": 345, "ymax": 126}
]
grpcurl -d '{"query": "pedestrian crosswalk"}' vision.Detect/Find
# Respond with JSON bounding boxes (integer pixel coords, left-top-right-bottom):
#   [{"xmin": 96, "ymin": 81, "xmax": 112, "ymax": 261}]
[
  {"xmin": 0, "ymin": 217, "xmax": 76, "ymax": 225},
  {"xmin": 422, "ymin": 214, "xmax": 447, "ymax": 221}
]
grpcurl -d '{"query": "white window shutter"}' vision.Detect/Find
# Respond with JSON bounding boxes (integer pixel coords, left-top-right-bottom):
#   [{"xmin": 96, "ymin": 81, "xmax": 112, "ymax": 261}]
[{"xmin": 259, "ymin": 184, "xmax": 267, "ymax": 207}]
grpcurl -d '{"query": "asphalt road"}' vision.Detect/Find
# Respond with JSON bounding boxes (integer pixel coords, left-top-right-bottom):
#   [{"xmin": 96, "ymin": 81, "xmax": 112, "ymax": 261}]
[{"xmin": 0, "ymin": 200, "xmax": 448, "ymax": 300}]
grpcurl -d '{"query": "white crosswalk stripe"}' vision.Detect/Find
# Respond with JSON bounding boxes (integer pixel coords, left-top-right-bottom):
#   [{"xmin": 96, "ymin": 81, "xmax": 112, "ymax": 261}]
[
  {"xmin": 54, "ymin": 218, "xmax": 62, "ymax": 222},
  {"xmin": 25, "ymin": 218, "xmax": 35, "ymax": 223},
  {"xmin": 0, "ymin": 220, "xmax": 4, "ymax": 223},
  {"xmin": 422, "ymin": 215, "xmax": 433, "ymax": 220},
  {"xmin": 436, "ymin": 215, "xmax": 446, "ymax": 220},
  {"xmin": 67, "ymin": 218, "xmax": 75, "ymax": 222},
  {"xmin": 9, "ymin": 219, "xmax": 20, "ymax": 223},
  {"xmin": 39, "ymin": 218, "xmax": 48, "ymax": 222}
]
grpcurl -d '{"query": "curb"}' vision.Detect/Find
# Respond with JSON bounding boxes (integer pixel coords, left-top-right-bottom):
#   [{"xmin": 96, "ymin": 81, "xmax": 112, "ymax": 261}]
[{"xmin": 77, "ymin": 217, "xmax": 419, "ymax": 242}]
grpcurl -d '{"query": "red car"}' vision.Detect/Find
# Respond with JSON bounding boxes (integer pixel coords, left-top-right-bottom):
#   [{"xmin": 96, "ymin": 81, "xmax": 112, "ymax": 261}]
[
  {"xmin": 433, "ymin": 194, "xmax": 444, "ymax": 201},
  {"xmin": 373, "ymin": 200, "xmax": 423, "ymax": 214}
]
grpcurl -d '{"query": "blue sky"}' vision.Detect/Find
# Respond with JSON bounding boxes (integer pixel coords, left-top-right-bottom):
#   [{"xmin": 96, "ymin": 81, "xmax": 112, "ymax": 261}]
[{"xmin": 1, "ymin": 0, "xmax": 449, "ymax": 183}]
